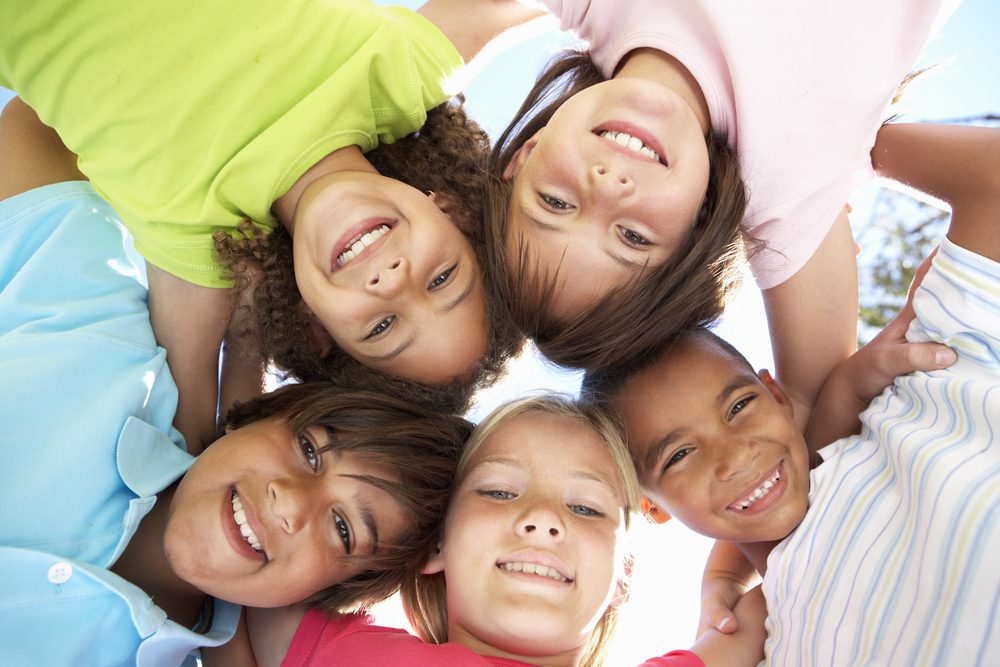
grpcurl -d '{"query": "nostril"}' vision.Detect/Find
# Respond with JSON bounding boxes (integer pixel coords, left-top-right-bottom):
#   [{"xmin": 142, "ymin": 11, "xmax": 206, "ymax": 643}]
[
  {"xmin": 524, "ymin": 524, "xmax": 536, "ymax": 533},
  {"xmin": 391, "ymin": 259, "xmax": 401, "ymax": 269},
  {"xmin": 618, "ymin": 176, "xmax": 629, "ymax": 185},
  {"xmin": 548, "ymin": 527, "xmax": 558, "ymax": 536},
  {"xmin": 596, "ymin": 166, "xmax": 608, "ymax": 175}
]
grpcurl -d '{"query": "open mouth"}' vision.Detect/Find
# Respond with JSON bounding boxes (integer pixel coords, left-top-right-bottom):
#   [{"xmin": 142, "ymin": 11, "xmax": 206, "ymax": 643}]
[
  {"xmin": 496, "ymin": 559, "xmax": 573, "ymax": 584},
  {"xmin": 593, "ymin": 123, "xmax": 667, "ymax": 166},
  {"xmin": 331, "ymin": 217, "xmax": 396, "ymax": 270},
  {"xmin": 729, "ymin": 467, "xmax": 781, "ymax": 511},
  {"xmin": 231, "ymin": 489, "xmax": 264, "ymax": 554}
]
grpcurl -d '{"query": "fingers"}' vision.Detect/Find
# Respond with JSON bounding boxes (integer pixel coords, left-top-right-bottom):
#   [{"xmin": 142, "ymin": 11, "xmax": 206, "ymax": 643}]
[
  {"xmin": 873, "ymin": 342, "xmax": 956, "ymax": 382},
  {"xmin": 699, "ymin": 607, "xmax": 739, "ymax": 636}
]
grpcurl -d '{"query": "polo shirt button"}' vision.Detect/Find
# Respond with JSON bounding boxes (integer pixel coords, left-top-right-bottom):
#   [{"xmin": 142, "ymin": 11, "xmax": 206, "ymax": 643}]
[{"xmin": 48, "ymin": 561, "xmax": 73, "ymax": 584}]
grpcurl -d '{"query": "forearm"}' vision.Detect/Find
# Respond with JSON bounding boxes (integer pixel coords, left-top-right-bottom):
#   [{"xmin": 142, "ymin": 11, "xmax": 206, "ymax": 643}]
[
  {"xmin": 690, "ymin": 587, "xmax": 767, "ymax": 667},
  {"xmin": 418, "ymin": 0, "xmax": 547, "ymax": 65}
]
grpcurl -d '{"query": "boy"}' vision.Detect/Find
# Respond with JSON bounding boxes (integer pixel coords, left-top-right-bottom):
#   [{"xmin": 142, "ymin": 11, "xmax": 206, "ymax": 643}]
[
  {"xmin": 0, "ymin": 102, "xmax": 471, "ymax": 665},
  {"xmin": 586, "ymin": 124, "xmax": 1000, "ymax": 664}
]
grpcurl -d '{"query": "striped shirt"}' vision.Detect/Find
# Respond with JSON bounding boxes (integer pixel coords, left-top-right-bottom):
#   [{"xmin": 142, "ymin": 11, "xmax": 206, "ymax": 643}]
[{"xmin": 763, "ymin": 237, "xmax": 1000, "ymax": 666}]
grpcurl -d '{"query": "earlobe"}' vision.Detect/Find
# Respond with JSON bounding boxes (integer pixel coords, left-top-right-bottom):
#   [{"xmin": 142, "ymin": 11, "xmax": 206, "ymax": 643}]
[
  {"xmin": 421, "ymin": 541, "xmax": 446, "ymax": 575},
  {"xmin": 502, "ymin": 133, "xmax": 541, "ymax": 181}
]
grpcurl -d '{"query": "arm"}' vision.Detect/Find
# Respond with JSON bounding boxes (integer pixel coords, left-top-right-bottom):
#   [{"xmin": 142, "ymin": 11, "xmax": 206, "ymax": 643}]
[
  {"xmin": 698, "ymin": 541, "xmax": 760, "ymax": 637},
  {"xmin": 146, "ymin": 264, "xmax": 231, "ymax": 455},
  {"xmin": 0, "ymin": 97, "xmax": 85, "ymax": 199},
  {"xmin": 247, "ymin": 605, "xmax": 309, "ymax": 667},
  {"xmin": 762, "ymin": 208, "xmax": 859, "ymax": 432},
  {"xmin": 873, "ymin": 123, "xmax": 1000, "ymax": 262},
  {"xmin": 688, "ymin": 586, "xmax": 767, "ymax": 667},
  {"xmin": 418, "ymin": 0, "xmax": 547, "ymax": 65}
]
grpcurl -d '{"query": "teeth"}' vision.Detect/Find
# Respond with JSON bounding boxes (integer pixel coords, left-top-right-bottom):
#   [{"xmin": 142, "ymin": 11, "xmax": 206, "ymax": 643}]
[
  {"xmin": 231, "ymin": 491, "xmax": 263, "ymax": 553},
  {"xmin": 599, "ymin": 130, "xmax": 661, "ymax": 164},
  {"xmin": 734, "ymin": 470, "xmax": 781, "ymax": 511},
  {"xmin": 336, "ymin": 224, "xmax": 390, "ymax": 267},
  {"xmin": 499, "ymin": 561, "xmax": 571, "ymax": 583}
]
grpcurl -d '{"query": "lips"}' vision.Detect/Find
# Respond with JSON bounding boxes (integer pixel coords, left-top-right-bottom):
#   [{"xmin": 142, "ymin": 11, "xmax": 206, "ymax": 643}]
[
  {"xmin": 727, "ymin": 463, "xmax": 785, "ymax": 513},
  {"xmin": 226, "ymin": 488, "xmax": 267, "ymax": 562},
  {"xmin": 496, "ymin": 550, "xmax": 573, "ymax": 584},
  {"xmin": 329, "ymin": 217, "xmax": 395, "ymax": 272},
  {"xmin": 593, "ymin": 121, "xmax": 668, "ymax": 166}
]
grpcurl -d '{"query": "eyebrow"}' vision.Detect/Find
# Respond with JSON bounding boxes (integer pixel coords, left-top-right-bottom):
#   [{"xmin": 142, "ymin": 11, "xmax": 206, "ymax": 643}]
[
  {"xmin": 521, "ymin": 204, "xmax": 644, "ymax": 270},
  {"xmin": 641, "ymin": 374, "xmax": 759, "ymax": 477},
  {"xmin": 362, "ymin": 271, "xmax": 475, "ymax": 362},
  {"xmin": 355, "ymin": 491, "xmax": 379, "ymax": 555}
]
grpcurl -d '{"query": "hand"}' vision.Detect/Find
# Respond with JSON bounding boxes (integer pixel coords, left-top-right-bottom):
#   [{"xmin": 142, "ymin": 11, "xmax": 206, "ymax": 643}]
[{"xmin": 698, "ymin": 574, "xmax": 746, "ymax": 637}]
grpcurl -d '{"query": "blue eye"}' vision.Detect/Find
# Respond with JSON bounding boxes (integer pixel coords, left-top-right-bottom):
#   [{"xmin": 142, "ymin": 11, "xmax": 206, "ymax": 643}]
[
  {"xmin": 540, "ymin": 193, "xmax": 571, "ymax": 211},
  {"xmin": 429, "ymin": 265, "xmax": 455, "ymax": 289},
  {"xmin": 479, "ymin": 489, "xmax": 516, "ymax": 500},
  {"xmin": 299, "ymin": 435, "xmax": 319, "ymax": 472},
  {"xmin": 569, "ymin": 504, "xmax": 603, "ymax": 517},
  {"xmin": 366, "ymin": 315, "xmax": 395, "ymax": 340},
  {"xmin": 333, "ymin": 512, "xmax": 352, "ymax": 552}
]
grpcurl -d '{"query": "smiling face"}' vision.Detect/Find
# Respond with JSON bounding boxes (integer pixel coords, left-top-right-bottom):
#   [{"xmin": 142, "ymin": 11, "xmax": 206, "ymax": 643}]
[
  {"xmin": 613, "ymin": 335, "xmax": 811, "ymax": 544},
  {"xmin": 503, "ymin": 78, "xmax": 710, "ymax": 318},
  {"xmin": 425, "ymin": 411, "xmax": 629, "ymax": 661},
  {"xmin": 163, "ymin": 415, "xmax": 409, "ymax": 608},
  {"xmin": 291, "ymin": 171, "xmax": 489, "ymax": 385}
]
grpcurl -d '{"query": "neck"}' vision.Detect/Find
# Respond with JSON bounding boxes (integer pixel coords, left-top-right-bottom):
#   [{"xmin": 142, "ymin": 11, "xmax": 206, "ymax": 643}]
[
  {"xmin": 449, "ymin": 624, "xmax": 583, "ymax": 667},
  {"xmin": 737, "ymin": 539, "xmax": 780, "ymax": 576},
  {"xmin": 615, "ymin": 48, "xmax": 711, "ymax": 136},
  {"xmin": 111, "ymin": 484, "xmax": 206, "ymax": 629},
  {"xmin": 271, "ymin": 145, "xmax": 378, "ymax": 233}
]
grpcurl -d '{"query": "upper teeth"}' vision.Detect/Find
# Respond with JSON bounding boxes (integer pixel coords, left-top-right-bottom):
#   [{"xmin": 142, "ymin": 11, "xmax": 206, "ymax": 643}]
[
  {"xmin": 336, "ymin": 224, "xmax": 390, "ymax": 267},
  {"xmin": 499, "ymin": 561, "xmax": 571, "ymax": 583},
  {"xmin": 231, "ymin": 491, "xmax": 263, "ymax": 553},
  {"xmin": 599, "ymin": 130, "xmax": 661, "ymax": 163},
  {"xmin": 734, "ymin": 469, "xmax": 780, "ymax": 510}
]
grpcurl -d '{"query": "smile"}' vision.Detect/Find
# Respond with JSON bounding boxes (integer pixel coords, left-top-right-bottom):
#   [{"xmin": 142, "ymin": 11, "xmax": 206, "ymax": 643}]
[
  {"xmin": 497, "ymin": 561, "xmax": 572, "ymax": 583},
  {"xmin": 730, "ymin": 468, "xmax": 781, "ymax": 511},
  {"xmin": 599, "ymin": 130, "xmax": 662, "ymax": 163},
  {"xmin": 231, "ymin": 490, "xmax": 264, "ymax": 553},
  {"xmin": 335, "ymin": 223, "xmax": 391, "ymax": 268}
]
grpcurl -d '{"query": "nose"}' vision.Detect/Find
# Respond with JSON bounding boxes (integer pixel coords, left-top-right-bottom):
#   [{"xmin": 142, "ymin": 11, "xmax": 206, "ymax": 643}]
[
  {"xmin": 714, "ymin": 438, "xmax": 759, "ymax": 482},
  {"xmin": 516, "ymin": 502, "xmax": 566, "ymax": 541},
  {"xmin": 588, "ymin": 164, "xmax": 636, "ymax": 207},
  {"xmin": 366, "ymin": 256, "xmax": 409, "ymax": 297},
  {"xmin": 269, "ymin": 478, "xmax": 312, "ymax": 534}
]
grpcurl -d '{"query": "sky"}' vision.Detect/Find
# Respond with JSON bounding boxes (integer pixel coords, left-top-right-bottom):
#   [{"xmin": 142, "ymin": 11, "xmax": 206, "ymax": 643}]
[{"xmin": 2, "ymin": 0, "xmax": 997, "ymax": 662}]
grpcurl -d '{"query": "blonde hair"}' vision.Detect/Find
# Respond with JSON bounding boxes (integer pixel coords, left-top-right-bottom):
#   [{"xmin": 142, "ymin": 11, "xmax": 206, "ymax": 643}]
[{"xmin": 402, "ymin": 394, "xmax": 640, "ymax": 666}]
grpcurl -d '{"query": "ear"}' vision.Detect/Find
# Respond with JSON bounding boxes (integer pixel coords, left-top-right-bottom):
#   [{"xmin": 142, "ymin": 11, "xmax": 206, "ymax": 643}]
[
  {"xmin": 610, "ymin": 553, "xmax": 634, "ymax": 608},
  {"xmin": 307, "ymin": 312, "xmax": 334, "ymax": 359},
  {"xmin": 501, "ymin": 132, "xmax": 542, "ymax": 181},
  {"xmin": 422, "ymin": 541, "xmax": 446, "ymax": 575},
  {"xmin": 758, "ymin": 369, "xmax": 793, "ymax": 417},
  {"xmin": 428, "ymin": 191, "xmax": 475, "ymax": 236},
  {"xmin": 640, "ymin": 496, "xmax": 671, "ymax": 525}
]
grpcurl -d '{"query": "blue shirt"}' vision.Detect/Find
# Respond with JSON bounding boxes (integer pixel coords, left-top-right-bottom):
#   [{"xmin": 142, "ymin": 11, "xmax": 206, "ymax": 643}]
[{"xmin": 0, "ymin": 182, "xmax": 238, "ymax": 665}]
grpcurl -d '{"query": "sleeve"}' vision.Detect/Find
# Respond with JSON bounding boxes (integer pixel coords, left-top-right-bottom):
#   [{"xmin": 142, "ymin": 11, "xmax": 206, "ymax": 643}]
[
  {"xmin": 638, "ymin": 649, "xmax": 706, "ymax": 667},
  {"xmin": 281, "ymin": 610, "xmax": 370, "ymax": 666}
]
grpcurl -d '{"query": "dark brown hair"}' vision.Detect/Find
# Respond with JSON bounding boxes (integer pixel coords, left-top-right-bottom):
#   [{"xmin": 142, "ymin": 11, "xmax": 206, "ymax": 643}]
[
  {"xmin": 485, "ymin": 50, "xmax": 749, "ymax": 373},
  {"xmin": 216, "ymin": 99, "xmax": 523, "ymax": 414},
  {"xmin": 222, "ymin": 382, "xmax": 473, "ymax": 612}
]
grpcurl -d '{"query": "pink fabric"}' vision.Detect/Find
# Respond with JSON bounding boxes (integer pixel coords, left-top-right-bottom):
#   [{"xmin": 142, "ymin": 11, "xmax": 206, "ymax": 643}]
[
  {"xmin": 283, "ymin": 610, "xmax": 704, "ymax": 666},
  {"xmin": 543, "ymin": 0, "xmax": 956, "ymax": 288}
]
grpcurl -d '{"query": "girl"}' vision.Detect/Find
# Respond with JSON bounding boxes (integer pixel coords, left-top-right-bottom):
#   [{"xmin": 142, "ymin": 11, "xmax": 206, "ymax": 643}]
[
  {"xmin": 242, "ymin": 396, "xmax": 766, "ymax": 666},
  {"xmin": 0, "ymin": 0, "xmax": 537, "ymax": 451},
  {"xmin": 0, "ymin": 105, "xmax": 473, "ymax": 663},
  {"xmin": 486, "ymin": 0, "xmax": 958, "ymax": 430}
]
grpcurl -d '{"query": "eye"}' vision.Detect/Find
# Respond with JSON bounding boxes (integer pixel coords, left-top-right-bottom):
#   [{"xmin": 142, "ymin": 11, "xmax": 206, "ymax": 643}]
[
  {"xmin": 479, "ymin": 489, "xmax": 516, "ymax": 501},
  {"xmin": 428, "ymin": 265, "xmax": 456, "ymax": 290},
  {"xmin": 365, "ymin": 315, "xmax": 395, "ymax": 340},
  {"xmin": 661, "ymin": 447, "xmax": 692, "ymax": 474},
  {"xmin": 569, "ymin": 503, "xmax": 603, "ymax": 517},
  {"xmin": 333, "ymin": 512, "xmax": 352, "ymax": 553},
  {"xmin": 618, "ymin": 226, "xmax": 650, "ymax": 247},
  {"xmin": 298, "ymin": 435, "xmax": 320, "ymax": 472},
  {"xmin": 540, "ymin": 193, "xmax": 572, "ymax": 211},
  {"xmin": 728, "ymin": 395, "xmax": 757, "ymax": 420}
]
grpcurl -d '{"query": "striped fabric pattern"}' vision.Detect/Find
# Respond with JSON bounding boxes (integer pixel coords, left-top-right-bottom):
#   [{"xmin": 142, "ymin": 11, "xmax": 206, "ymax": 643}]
[{"xmin": 763, "ymin": 237, "xmax": 1000, "ymax": 666}]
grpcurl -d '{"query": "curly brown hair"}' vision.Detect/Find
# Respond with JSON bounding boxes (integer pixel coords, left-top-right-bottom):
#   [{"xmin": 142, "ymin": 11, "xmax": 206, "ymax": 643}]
[
  {"xmin": 215, "ymin": 100, "xmax": 523, "ymax": 414},
  {"xmin": 221, "ymin": 382, "xmax": 473, "ymax": 613},
  {"xmin": 484, "ymin": 50, "xmax": 750, "ymax": 374}
]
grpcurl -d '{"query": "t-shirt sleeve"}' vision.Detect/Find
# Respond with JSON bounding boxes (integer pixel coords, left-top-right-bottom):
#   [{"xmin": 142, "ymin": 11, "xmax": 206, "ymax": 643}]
[
  {"xmin": 638, "ymin": 649, "xmax": 706, "ymax": 667},
  {"xmin": 282, "ymin": 610, "xmax": 370, "ymax": 666}
]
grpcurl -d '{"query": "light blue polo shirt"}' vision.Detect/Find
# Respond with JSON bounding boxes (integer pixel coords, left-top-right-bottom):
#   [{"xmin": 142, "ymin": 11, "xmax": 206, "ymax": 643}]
[{"xmin": 0, "ymin": 182, "xmax": 238, "ymax": 665}]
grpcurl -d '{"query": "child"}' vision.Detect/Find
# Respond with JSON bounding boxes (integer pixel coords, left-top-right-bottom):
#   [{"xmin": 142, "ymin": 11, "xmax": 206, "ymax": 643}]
[
  {"xmin": 0, "ymin": 114, "xmax": 472, "ymax": 665},
  {"xmin": 242, "ymin": 396, "xmax": 767, "ymax": 666},
  {"xmin": 586, "ymin": 124, "xmax": 1000, "ymax": 663},
  {"xmin": 0, "ymin": 0, "xmax": 538, "ymax": 450},
  {"xmin": 485, "ymin": 0, "xmax": 958, "ymax": 429}
]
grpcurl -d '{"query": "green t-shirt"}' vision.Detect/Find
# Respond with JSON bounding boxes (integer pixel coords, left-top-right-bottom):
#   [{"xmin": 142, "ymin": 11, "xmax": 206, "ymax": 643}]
[{"xmin": 0, "ymin": 0, "xmax": 462, "ymax": 287}]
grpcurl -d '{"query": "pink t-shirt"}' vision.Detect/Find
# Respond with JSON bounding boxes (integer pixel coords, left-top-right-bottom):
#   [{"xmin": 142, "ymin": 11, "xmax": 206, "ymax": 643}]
[
  {"xmin": 283, "ymin": 610, "xmax": 705, "ymax": 666},
  {"xmin": 543, "ymin": 0, "xmax": 956, "ymax": 288}
]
